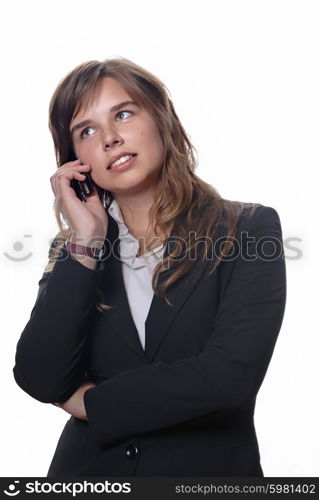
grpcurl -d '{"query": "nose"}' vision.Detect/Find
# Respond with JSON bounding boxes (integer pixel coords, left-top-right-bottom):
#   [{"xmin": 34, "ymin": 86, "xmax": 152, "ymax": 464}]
[{"xmin": 102, "ymin": 126, "xmax": 123, "ymax": 150}]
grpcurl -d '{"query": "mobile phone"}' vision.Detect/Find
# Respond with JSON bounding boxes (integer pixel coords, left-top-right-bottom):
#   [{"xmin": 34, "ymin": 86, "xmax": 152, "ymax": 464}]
[{"xmin": 70, "ymin": 171, "xmax": 95, "ymax": 201}]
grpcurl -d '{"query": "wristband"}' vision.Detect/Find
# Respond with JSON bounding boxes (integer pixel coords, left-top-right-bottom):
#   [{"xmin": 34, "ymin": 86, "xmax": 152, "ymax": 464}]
[{"xmin": 65, "ymin": 240, "xmax": 104, "ymax": 261}]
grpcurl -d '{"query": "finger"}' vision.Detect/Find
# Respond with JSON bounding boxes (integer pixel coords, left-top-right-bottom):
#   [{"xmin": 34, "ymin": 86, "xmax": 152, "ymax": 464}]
[
  {"xmin": 55, "ymin": 164, "xmax": 90, "ymax": 180},
  {"xmin": 51, "ymin": 164, "xmax": 90, "ymax": 196},
  {"xmin": 67, "ymin": 159, "xmax": 82, "ymax": 165}
]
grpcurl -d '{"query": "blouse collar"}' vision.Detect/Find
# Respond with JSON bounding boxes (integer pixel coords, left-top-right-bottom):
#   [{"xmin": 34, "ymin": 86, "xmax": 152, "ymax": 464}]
[{"xmin": 108, "ymin": 198, "xmax": 164, "ymax": 270}]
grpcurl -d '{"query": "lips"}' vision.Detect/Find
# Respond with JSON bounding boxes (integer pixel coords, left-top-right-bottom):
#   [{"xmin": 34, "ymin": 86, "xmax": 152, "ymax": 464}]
[{"xmin": 107, "ymin": 153, "xmax": 137, "ymax": 170}]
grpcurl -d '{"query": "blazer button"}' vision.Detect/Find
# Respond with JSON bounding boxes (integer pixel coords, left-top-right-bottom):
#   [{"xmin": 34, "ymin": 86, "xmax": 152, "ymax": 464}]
[{"xmin": 125, "ymin": 445, "xmax": 139, "ymax": 459}]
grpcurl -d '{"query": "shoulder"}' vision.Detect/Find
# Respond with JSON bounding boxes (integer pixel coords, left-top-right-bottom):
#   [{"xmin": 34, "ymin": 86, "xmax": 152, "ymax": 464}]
[
  {"xmin": 236, "ymin": 203, "xmax": 284, "ymax": 262},
  {"xmin": 218, "ymin": 198, "xmax": 282, "ymax": 234},
  {"xmin": 213, "ymin": 201, "xmax": 285, "ymax": 270},
  {"xmin": 227, "ymin": 201, "xmax": 283, "ymax": 238}
]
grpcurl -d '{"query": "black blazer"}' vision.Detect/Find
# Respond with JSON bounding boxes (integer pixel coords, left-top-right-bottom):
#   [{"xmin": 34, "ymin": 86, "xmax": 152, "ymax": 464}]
[{"xmin": 13, "ymin": 203, "xmax": 286, "ymax": 477}]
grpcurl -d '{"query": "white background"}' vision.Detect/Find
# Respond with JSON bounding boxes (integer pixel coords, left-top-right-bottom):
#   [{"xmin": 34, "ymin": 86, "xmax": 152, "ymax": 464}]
[{"xmin": 1, "ymin": 0, "xmax": 318, "ymax": 477}]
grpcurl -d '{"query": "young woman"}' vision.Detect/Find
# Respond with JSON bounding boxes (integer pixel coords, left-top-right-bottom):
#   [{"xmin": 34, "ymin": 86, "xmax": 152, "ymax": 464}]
[{"xmin": 13, "ymin": 57, "xmax": 286, "ymax": 477}]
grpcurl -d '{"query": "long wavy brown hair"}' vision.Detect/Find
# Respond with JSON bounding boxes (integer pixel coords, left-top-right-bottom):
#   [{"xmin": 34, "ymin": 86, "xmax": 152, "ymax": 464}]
[{"xmin": 46, "ymin": 56, "xmax": 259, "ymax": 309}]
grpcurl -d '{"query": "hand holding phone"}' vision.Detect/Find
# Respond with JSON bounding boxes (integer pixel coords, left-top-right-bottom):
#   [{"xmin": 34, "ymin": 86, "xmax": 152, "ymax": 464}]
[
  {"xmin": 70, "ymin": 171, "xmax": 95, "ymax": 201},
  {"xmin": 50, "ymin": 159, "xmax": 109, "ymax": 241}
]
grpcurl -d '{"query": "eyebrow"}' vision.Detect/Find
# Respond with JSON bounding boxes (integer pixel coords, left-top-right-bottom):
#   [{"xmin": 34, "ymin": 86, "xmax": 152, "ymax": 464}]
[{"xmin": 70, "ymin": 100, "xmax": 138, "ymax": 136}]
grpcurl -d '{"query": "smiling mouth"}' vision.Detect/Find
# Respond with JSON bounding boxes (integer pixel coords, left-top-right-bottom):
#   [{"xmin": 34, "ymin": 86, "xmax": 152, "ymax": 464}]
[{"xmin": 107, "ymin": 153, "xmax": 137, "ymax": 170}]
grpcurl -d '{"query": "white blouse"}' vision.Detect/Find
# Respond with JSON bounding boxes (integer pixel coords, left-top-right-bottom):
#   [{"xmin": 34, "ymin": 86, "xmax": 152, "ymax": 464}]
[{"xmin": 108, "ymin": 198, "xmax": 164, "ymax": 350}]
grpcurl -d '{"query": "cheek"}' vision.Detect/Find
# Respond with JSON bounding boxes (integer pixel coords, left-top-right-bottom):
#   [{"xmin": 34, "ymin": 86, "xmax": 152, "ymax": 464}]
[
  {"xmin": 151, "ymin": 133, "xmax": 165, "ymax": 161},
  {"xmin": 74, "ymin": 140, "xmax": 98, "ymax": 160},
  {"xmin": 141, "ymin": 124, "xmax": 164, "ymax": 154},
  {"xmin": 73, "ymin": 141, "xmax": 84, "ymax": 157}
]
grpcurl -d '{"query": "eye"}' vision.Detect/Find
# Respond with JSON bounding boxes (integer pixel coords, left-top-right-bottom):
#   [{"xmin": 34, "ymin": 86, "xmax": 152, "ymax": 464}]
[
  {"xmin": 116, "ymin": 110, "xmax": 132, "ymax": 121},
  {"xmin": 80, "ymin": 127, "xmax": 95, "ymax": 139}
]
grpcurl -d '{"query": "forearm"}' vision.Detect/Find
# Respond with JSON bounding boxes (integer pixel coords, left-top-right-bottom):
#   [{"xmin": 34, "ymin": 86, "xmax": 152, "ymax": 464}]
[
  {"xmin": 53, "ymin": 381, "xmax": 96, "ymax": 420},
  {"xmin": 13, "ymin": 246, "xmax": 104, "ymax": 403}
]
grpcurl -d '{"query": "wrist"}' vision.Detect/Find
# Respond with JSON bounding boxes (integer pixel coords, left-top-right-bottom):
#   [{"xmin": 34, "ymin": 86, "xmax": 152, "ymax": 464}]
[
  {"xmin": 66, "ymin": 241, "xmax": 104, "ymax": 261},
  {"xmin": 69, "ymin": 232, "xmax": 106, "ymax": 249}
]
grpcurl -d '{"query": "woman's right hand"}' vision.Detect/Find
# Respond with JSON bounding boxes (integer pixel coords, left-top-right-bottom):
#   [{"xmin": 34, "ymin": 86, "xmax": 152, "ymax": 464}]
[
  {"xmin": 53, "ymin": 381, "xmax": 96, "ymax": 421},
  {"xmin": 50, "ymin": 159, "xmax": 109, "ymax": 246}
]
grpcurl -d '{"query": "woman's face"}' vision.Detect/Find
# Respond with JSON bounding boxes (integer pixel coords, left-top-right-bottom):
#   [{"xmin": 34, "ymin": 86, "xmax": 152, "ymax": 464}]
[{"xmin": 69, "ymin": 77, "xmax": 165, "ymax": 199}]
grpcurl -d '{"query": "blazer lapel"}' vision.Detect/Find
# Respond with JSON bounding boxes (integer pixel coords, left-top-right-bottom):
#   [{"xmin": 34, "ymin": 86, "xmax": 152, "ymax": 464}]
[
  {"xmin": 98, "ymin": 216, "xmax": 147, "ymax": 361},
  {"xmin": 145, "ymin": 215, "xmax": 228, "ymax": 362},
  {"xmin": 99, "ymin": 214, "xmax": 222, "ymax": 364},
  {"xmin": 144, "ymin": 238, "xmax": 212, "ymax": 362}
]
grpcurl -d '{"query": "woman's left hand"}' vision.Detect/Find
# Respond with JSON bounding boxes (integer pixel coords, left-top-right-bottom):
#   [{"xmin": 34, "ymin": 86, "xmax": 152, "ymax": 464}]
[{"xmin": 53, "ymin": 382, "xmax": 96, "ymax": 420}]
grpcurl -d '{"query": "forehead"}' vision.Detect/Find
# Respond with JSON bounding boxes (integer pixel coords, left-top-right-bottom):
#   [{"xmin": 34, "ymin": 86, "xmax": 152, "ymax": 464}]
[{"xmin": 72, "ymin": 77, "xmax": 136, "ymax": 121}]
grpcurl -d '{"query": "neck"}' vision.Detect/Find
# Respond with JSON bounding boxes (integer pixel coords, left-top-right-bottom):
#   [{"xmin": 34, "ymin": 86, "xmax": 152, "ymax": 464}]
[
  {"xmin": 114, "ymin": 186, "xmax": 158, "ymax": 235},
  {"xmin": 113, "ymin": 188, "xmax": 168, "ymax": 256}
]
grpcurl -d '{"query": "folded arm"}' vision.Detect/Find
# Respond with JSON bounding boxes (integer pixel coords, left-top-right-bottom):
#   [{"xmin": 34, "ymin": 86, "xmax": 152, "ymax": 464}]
[{"xmin": 13, "ymin": 242, "xmax": 105, "ymax": 403}]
